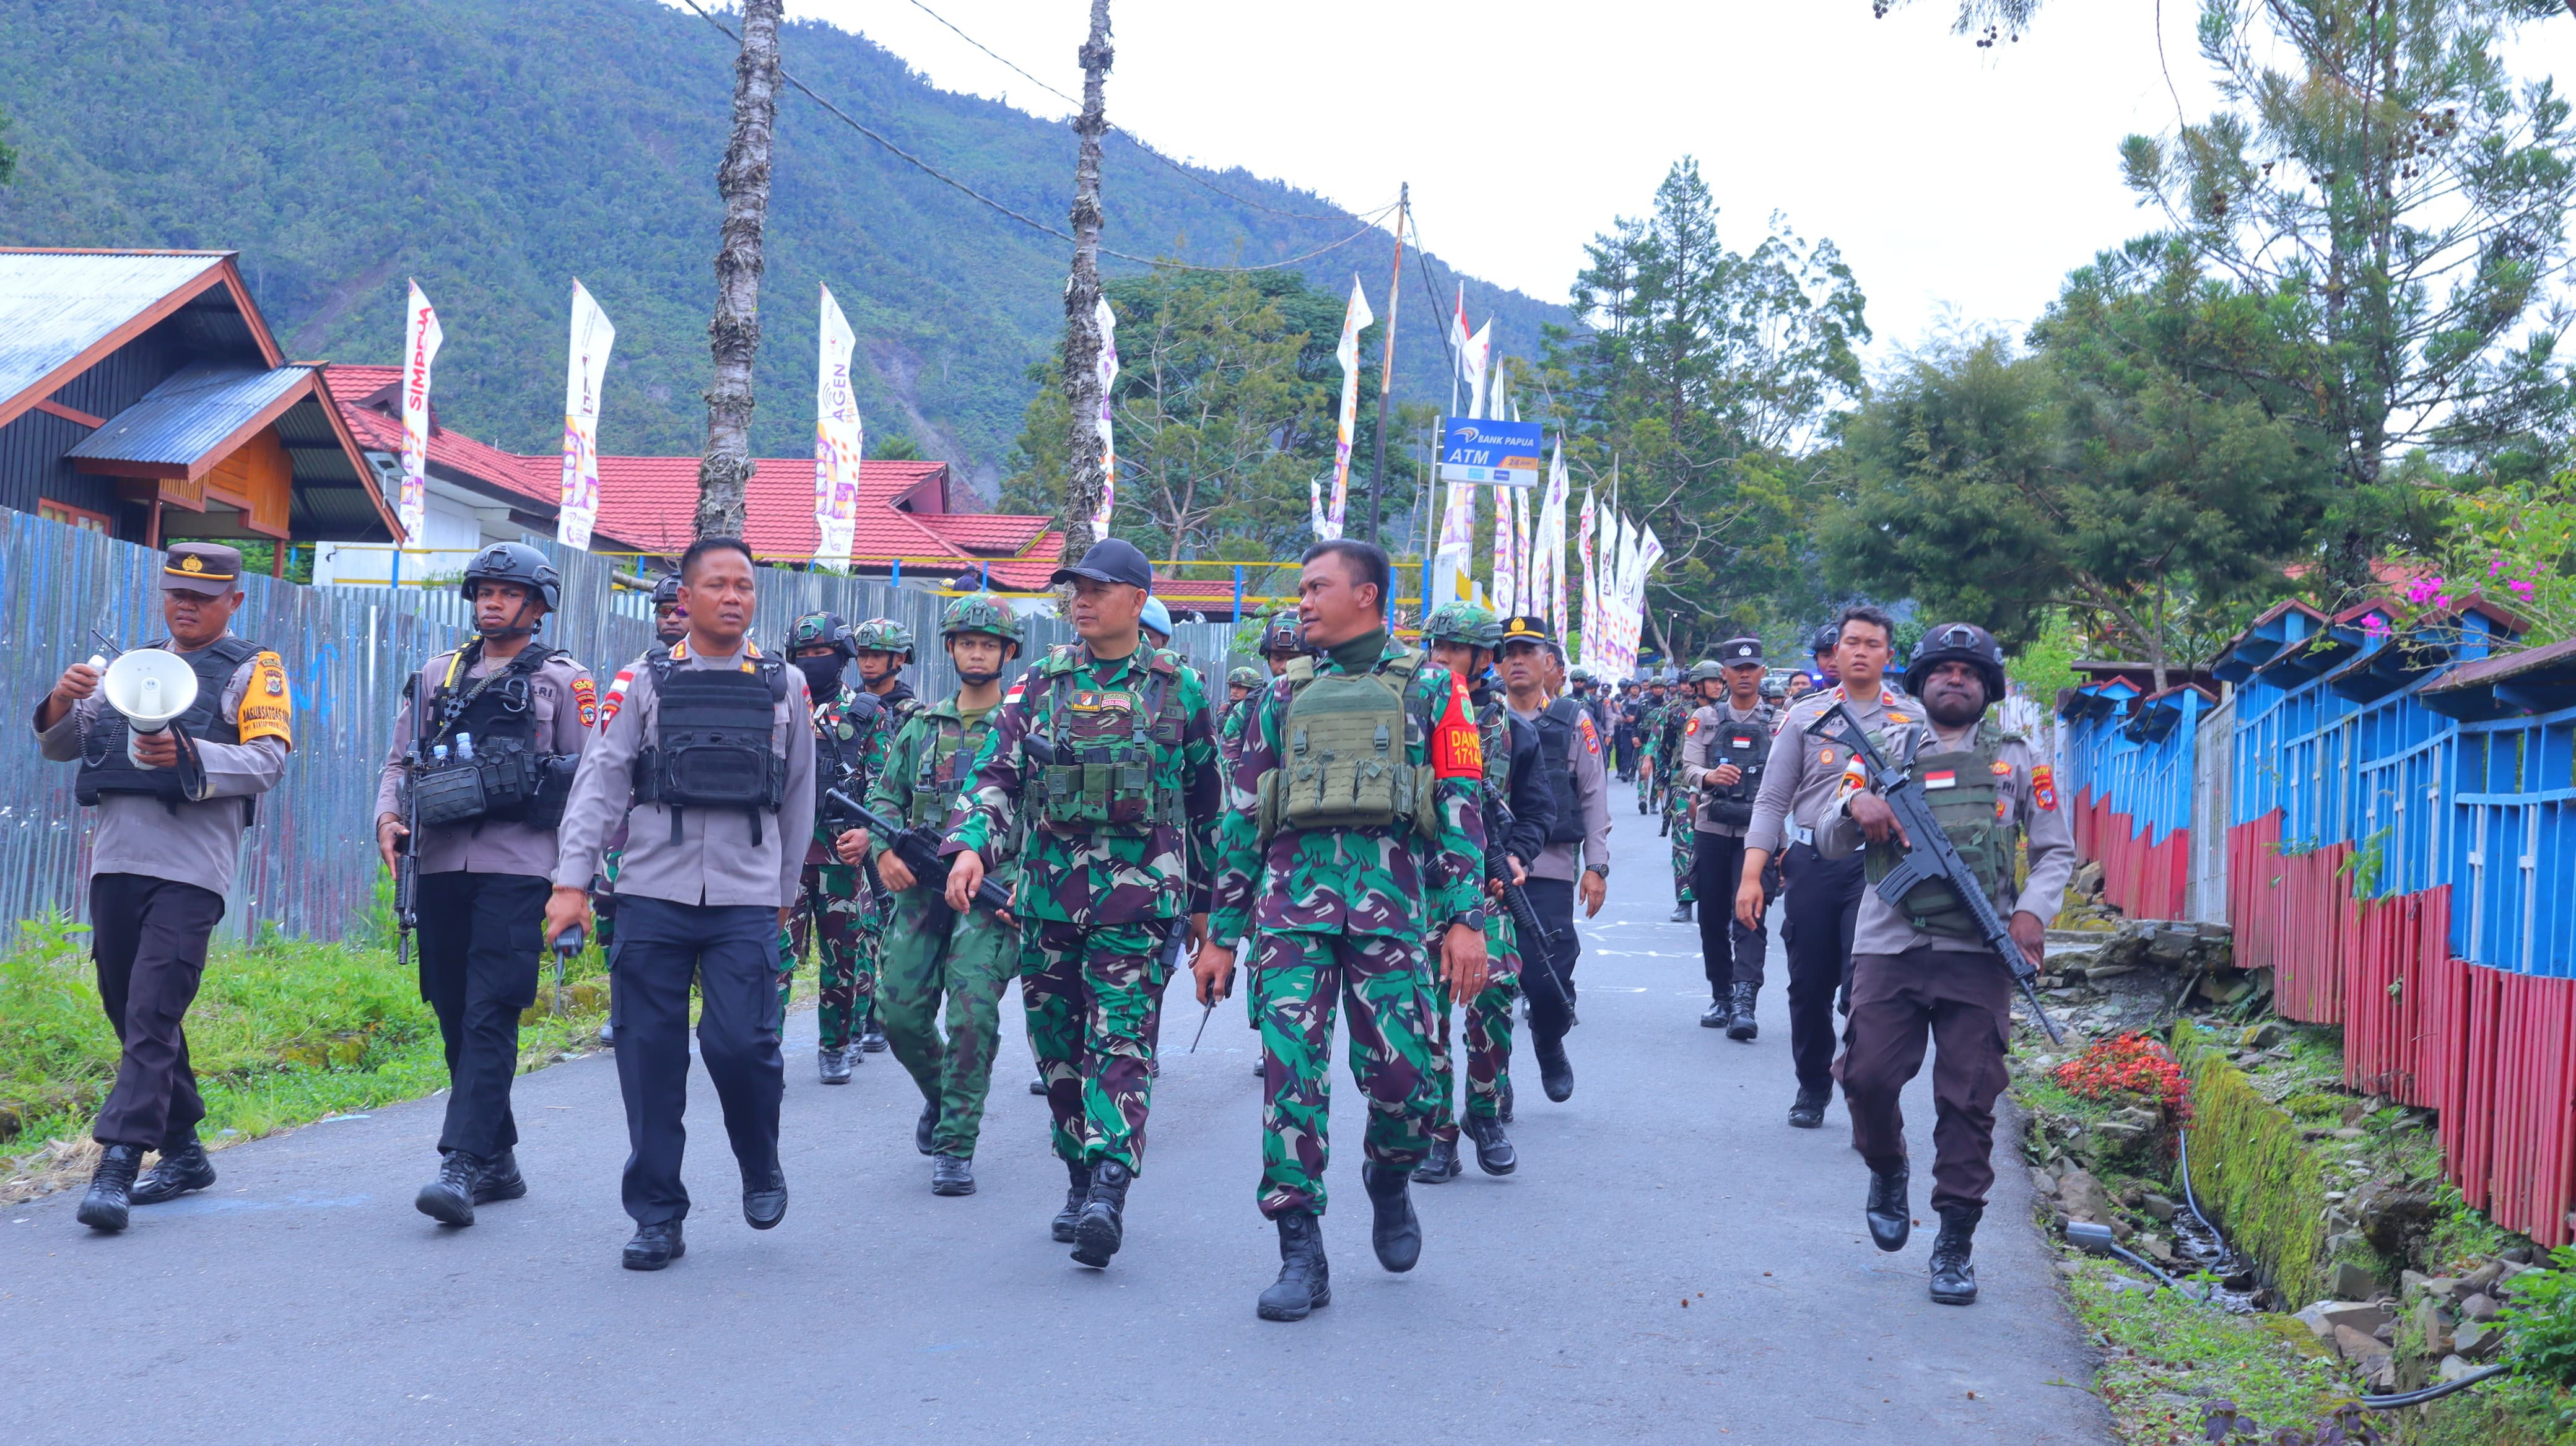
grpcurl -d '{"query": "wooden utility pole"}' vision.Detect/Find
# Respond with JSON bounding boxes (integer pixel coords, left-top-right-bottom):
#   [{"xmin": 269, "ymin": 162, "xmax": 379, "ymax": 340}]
[
  {"xmin": 693, "ymin": 0, "xmax": 783, "ymax": 541},
  {"xmin": 1060, "ymin": 0, "xmax": 1115, "ymax": 560},
  {"xmin": 1366, "ymin": 184, "xmax": 1407, "ymax": 544}
]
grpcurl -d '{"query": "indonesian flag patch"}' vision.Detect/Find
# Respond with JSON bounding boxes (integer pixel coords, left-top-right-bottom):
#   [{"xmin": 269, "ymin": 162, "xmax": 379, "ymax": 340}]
[
  {"xmin": 599, "ymin": 668, "xmax": 635, "ymax": 727},
  {"xmin": 1923, "ymin": 769, "xmax": 1958, "ymax": 791}
]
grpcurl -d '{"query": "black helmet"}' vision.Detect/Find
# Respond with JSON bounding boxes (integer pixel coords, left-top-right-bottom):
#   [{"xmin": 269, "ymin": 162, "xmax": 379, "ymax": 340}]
[
  {"xmin": 1904, "ymin": 621, "xmax": 2007, "ymax": 701},
  {"xmin": 1808, "ymin": 622, "xmax": 1841, "ymax": 659},
  {"xmin": 789, "ymin": 611, "xmax": 856, "ymax": 661},
  {"xmin": 461, "ymin": 542, "xmax": 560, "ymax": 612},
  {"xmin": 650, "ymin": 572, "xmax": 682, "ymax": 609}
]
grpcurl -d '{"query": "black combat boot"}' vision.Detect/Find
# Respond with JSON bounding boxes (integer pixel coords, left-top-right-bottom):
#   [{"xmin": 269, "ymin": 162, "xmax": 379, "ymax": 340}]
[
  {"xmin": 474, "ymin": 1148, "xmax": 528, "ymax": 1206},
  {"xmin": 1787, "ymin": 1086, "xmax": 1829, "ymax": 1129},
  {"xmin": 129, "ymin": 1140, "xmax": 216, "ymax": 1206},
  {"xmin": 622, "ymin": 1219, "xmax": 685, "ymax": 1271},
  {"xmin": 1498, "ymin": 1078, "xmax": 1515, "ymax": 1123},
  {"xmin": 915, "ymin": 1099, "xmax": 941, "ymax": 1156},
  {"xmin": 1256, "ymin": 1213, "xmax": 1331, "ymax": 1322},
  {"xmin": 742, "ymin": 1165, "xmax": 788, "ymax": 1230},
  {"xmin": 930, "ymin": 1154, "xmax": 975, "ymax": 1197},
  {"xmin": 1533, "ymin": 1034, "xmax": 1575, "ymax": 1103},
  {"xmin": 1464, "ymin": 1115, "xmax": 1518, "ymax": 1175},
  {"xmin": 415, "ymin": 1150, "xmax": 482, "ymax": 1227},
  {"xmin": 1667, "ymin": 900, "xmax": 1692, "ymax": 922},
  {"xmin": 858, "ymin": 1008, "xmax": 889, "ymax": 1055},
  {"xmin": 596, "ymin": 1019, "xmax": 616, "ymax": 1048},
  {"xmin": 76, "ymin": 1144, "xmax": 143, "ymax": 1232},
  {"xmin": 1070, "ymin": 1161, "xmax": 1132, "ymax": 1268},
  {"xmin": 1700, "ymin": 996, "xmax": 1730, "ymax": 1029},
  {"xmin": 1029, "ymin": 1075, "xmax": 1048, "ymax": 1095},
  {"xmin": 1413, "ymin": 1137, "xmax": 1461, "ymax": 1185},
  {"xmin": 817, "ymin": 1047, "xmax": 851, "ymax": 1084},
  {"xmin": 1360, "ymin": 1162, "xmax": 1422, "ymax": 1273},
  {"xmin": 1051, "ymin": 1161, "xmax": 1092, "ymax": 1243},
  {"xmin": 1865, "ymin": 1165, "xmax": 1911, "ymax": 1252},
  {"xmin": 1726, "ymin": 983, "xmax": 1760, "ymax": 1042},
  {"xmin": 1929, "ymin": 1205, "xmax": 1981, "ymax": 1305}
]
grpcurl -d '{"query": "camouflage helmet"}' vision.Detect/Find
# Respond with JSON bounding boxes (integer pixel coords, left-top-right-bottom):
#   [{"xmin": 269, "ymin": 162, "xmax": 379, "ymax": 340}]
[
  {"xmin": 1420, "ymin": 601, "xmax": 1501, "ymax": 649},
  {"xmin": 1260, "ymin": 609, "xmax": 1307, "ymax": 658},
  {"xmin": 787, "ymin": 611, "xmax": 855, "ymax": 660},
  {"xmin": 853, "ymin": 617, "xmax": 916, "ymax": 661},
  {"xmin": 939, "ymin": 594, "xmax": 1023, "ymax": 655},
  {"xmin": 1687, "ymin": 658, "xmax": 1727, "ymax": 684},
  {"xmin": 1227, "ymin": 665, "xmax": 1264, "ymax": 689},
  {"xmin": 1569, "ymin": 664, "xmax": 1592, "ymax": 682}
]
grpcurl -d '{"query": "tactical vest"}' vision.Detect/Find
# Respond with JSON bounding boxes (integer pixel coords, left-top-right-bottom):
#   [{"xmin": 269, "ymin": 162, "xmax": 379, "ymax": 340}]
[
  {"xmin": 811, "ymin": 687, "xmax": 883, "ymax": 816},
  {"xmin": 1477, "ymin": 698, "xmax": 1512, "ymax": 802},
  {"xmin": 1704, "ymin": 704, "xmax": 1775, "ymax": 827},
  {"xmin": 1256, "ymin": 645, "xmax": 1438, "ymax": 842},
  {"xmin": 908, "ymin": 705, "xmax": 1012, "ymax": 858},
  {"xmin": 1861, "ymin": 723, "xmax": 2019, "ymax": 941},
  {"xmin": 407, "ymin": 644, "xmax": 575, "ymax": 830},
  {"xmin": 76, "ymin": 635, "xmax": 261, "ymax": 819},
  {"xmin": 630, "ymin": 647, "xmax": 790, "ymax": 845},
  {"xmin": 1026, "ymin": 646, "xmax": 1185, "ymax": 838},
  {"xmin": 1531, "ymin": 699, "xmax": 1587, "ymax": 845}
]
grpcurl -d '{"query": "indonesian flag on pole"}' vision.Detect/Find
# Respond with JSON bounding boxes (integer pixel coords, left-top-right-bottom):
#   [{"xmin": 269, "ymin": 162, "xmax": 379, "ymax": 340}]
[
  {"xmin": 813, "ymin": 284, "xmax": 863, "ymax": 569},
  {"xmin": 556, "ymin": 280, "xmax": 614, "ymax": 551},
  {"xmin": 1323, "ymin": 274, "xmax": 1373, "ymax": 540},
  {"xmin": 1464, "ymin": 320, "xmax": 1493, "ymax": 419},
  {"xmin": 398, "ymin": 281, "xmax": 441, "ymax": 548},
  {"xmin": 1090, "ymin": 295, "xmax": 1120, "ymax": 540},
  {"xmin": 1448, "ymin": 283, "xmax": 1470, "ymax": 412}
]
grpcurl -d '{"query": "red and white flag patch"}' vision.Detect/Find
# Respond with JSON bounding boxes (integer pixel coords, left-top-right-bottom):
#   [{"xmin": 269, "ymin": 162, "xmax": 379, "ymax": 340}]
[{"xmin": 1923, "ymin": 769, "xmax": 1957, "ymax": 791}]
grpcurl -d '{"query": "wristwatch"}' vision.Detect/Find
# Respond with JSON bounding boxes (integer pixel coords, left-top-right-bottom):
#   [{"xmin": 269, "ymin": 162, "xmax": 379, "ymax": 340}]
[
  {"xmin": 1585, "ymin": 863, "xmax": 1609, "ymax": 882},
  {"xmin": 1455, "ymin": 908, "xmax": 1489, "ymax": 933}
]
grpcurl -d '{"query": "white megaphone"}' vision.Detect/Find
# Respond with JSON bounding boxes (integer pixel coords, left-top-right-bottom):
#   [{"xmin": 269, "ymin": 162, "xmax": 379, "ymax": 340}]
[{"xmin": 100, "ymin": 650, "xmax": 200, "ymax": 769}]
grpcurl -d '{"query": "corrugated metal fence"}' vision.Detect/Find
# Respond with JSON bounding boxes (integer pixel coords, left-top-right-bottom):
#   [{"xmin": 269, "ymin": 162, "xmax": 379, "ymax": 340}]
[{"xmin": 0, "ymin": 514, "xmax": 1232, "ymax": 947}]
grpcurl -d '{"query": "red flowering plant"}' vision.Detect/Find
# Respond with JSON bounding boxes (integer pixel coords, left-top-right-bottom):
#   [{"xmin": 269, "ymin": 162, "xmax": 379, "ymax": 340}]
[{"xmin": 2052, "ymin": 1032, "xmax": 2192, "ymax": 1126}]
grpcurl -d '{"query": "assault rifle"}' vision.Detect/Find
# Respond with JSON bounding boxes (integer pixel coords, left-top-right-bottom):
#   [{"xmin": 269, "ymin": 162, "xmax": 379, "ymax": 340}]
[
  {"xmin": 1812, "ymin": 700, "xmax": 2064, "ymax": 1046},
  {"xmin": 1484, "ymin": 797, "xmax": 1573, "ymax": 1019},
  {"xmin": 823, "ymin": 786, "xmax": 1017, "ymax": 926},
  {"xmin": 393, "ymin": 741, "xmax": 422, "ymax": 972}
]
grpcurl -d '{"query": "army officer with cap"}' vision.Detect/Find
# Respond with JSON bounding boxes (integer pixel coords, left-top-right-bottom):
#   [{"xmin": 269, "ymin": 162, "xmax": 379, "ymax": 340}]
[{"xmin": 35, "ymin": 542, "xmax": 293, "ymax": 1233}]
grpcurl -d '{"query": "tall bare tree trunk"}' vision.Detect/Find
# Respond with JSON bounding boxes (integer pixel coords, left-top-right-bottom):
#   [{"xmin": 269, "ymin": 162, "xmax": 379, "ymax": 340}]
[
  {"xmin": 694, "ymin": 0, "xmax": 783, "ymax": 541},
  {"xmin": 1060, "ymin": 0, "xmax": 1115, "ymax": 560}
]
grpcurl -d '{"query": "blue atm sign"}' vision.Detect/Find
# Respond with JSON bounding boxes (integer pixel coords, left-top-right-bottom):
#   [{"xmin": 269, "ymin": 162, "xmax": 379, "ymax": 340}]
[{"xmin": 1437, "ymin": 419, "xmax": 1544, "ymax": 487}]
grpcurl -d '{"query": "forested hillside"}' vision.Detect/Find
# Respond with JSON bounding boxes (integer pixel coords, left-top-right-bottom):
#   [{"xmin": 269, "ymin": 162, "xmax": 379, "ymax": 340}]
[{"xmin": 0, "ymin": 0, "xmax": 1552, "ymax": 486}]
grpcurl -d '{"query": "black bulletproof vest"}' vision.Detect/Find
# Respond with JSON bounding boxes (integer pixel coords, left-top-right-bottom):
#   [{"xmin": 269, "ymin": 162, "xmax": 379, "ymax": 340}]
[
  {"xmin": 811, "ymin": 686, "xmax": 883, "ymax": 814},
  {"xmin": 407, "ymin": 645, "xmax": 570, "ymax": 829},
  {"xmin": 76, "ymin": 635, "xmax": 259, "ymax": 813},
  {"xmin": 632, "ymin": 650, "xmax": 790, "ymax": 845},
  {"xmin": 1533, "ymin": 699, "xmax": 1586, "ymax": 845},
  {"xmin": 1705, "ymin": 706, "xmax": 1775, "ymax": 827},
  {"xmin": 427, "ymin": 643, "xmax": 554, "ymax": 754}
]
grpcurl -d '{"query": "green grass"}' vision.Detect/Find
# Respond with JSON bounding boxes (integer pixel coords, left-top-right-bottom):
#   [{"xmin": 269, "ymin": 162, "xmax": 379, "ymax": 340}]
[
  {"xmin": 2065, "ymin": 1257, "xmax": 2348, "ymax": 1445},
  {"xmin": 0, "ymin": 907, "xmax": 618, "ymax": 1164}
]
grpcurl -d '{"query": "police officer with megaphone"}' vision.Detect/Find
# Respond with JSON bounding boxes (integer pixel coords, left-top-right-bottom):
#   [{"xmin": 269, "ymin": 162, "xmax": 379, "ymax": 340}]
[
  {"xmin": 374, "ymin": 542, "xmax": 595, "ymax": 1229},
  {"xmin": 34, "ymin": 542, "xmax": 294, "ymax": 1234}
]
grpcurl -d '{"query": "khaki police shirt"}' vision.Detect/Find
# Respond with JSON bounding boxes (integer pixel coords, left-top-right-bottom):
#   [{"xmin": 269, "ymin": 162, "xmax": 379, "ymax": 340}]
[
  {"xmin": 33, "ymin": 637, "xmax": 292, "ymax": 897},
  {"xmin": 1812, "ymin": 716, "xmax": 2076, "ymax": 957},
  {"xmin": 1743, "ymin": 683, "xmax": 1918, "ymax": 856},
  {"xmin": 373, "ymin": 647, "xmax": 596, "ymax": 879},
  {"xmin": 1508, "ymin": 695, "xmax": 1611, "ymax": 882},
  {"xmin": 1679, "ymin": 700, "xmax": 1770, "ymax": 837},
  {"xmin": 552, "ymin": 643, "xmax": 816, "ymax": 909}
]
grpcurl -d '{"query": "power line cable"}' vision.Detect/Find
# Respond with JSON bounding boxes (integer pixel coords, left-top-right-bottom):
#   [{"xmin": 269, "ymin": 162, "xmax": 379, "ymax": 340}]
[{"xmin": 677, "ymin": 1, "xmax": 1390, "ymax": 272}]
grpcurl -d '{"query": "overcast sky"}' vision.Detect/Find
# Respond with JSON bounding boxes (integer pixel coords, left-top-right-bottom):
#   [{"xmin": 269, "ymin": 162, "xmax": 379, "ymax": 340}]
[{"xmin": 776, "ymin": 0, "xmax": 2576, "ymax": 361}]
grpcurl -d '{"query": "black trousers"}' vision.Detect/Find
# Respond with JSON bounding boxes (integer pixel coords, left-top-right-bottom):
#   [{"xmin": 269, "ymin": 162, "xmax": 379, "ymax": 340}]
[
  {"xmin": 609, "ymin": 896, "xmax": 785, "ymax": 1226},
  {"xmin": 416, "ymin": 871, "xmax": 549, "ymax": 1161},
  {"xmin": 1778, "ymin": 843, "xmax": 1863, "ymax": 1094},
  {"xmin": 1690, "ymin": 830, "xmax": 1770, "ymax": 994},
  {"xmin": 88, "ymin": 873, "xmax": 225, "ymax": 1151},
  {"xmin": 1522, "ymin": 876, "xmax": 1582, "ymax": 1041}
]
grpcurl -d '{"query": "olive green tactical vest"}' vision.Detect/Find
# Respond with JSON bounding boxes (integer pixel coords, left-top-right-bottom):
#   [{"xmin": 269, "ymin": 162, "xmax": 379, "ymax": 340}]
[
  {"xmin": 1257, "ymin": 646, "xmax": 1438, "ymax": 840},
  {"xmin": 1861, "ymin": 722, "xmax": 2019, "ymax": 941},
  {"xmin": 1027, "ymin": 647, "xmax": 1182, "ymax": 837}
]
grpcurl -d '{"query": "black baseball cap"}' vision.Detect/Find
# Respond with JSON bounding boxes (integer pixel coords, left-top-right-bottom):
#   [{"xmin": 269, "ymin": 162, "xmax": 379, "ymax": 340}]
[
  {"xmin": 1051, "ymin": 538, "xmax": 1154, "ymax": 591},
  {"xmin": 1720, "ymin": 636, "xmax": 1764, "ymax": 666}
]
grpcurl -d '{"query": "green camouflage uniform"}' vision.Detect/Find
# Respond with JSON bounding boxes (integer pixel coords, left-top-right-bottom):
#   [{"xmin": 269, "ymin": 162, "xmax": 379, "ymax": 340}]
[
  {"xmin": 942, "ymin": 643, "xmax": 1223, "ymax": 1176},
  {"xmin": 871, "ymin": 695, "xmax": 1017, "ymax": 1159},
  {"xmin": 1211, "ymin": 629, "xmax": 1486, "ymax": 1219},
  {"xmin": 778, "ymin": 687, "xmax": 886, "ymax": 1042},
  {"xmin": 1664, "ymin": 703, "xmax": 1698, "ymax": 905},
  {"xmin": 1426, "ymin": 694, "xmax": 1521, "ymax": 1142}
]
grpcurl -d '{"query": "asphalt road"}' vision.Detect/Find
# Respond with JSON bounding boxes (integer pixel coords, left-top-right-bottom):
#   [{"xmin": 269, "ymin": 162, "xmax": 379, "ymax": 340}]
[{"xmin": 0, "ymin": 778, "xmax": 2109, "ymax": 1445}]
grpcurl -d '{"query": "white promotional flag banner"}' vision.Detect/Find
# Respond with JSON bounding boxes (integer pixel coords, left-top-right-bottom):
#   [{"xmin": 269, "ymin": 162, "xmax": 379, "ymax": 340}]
[
  {"xmin": 1511, "ymin": 484, "xmax": 1533, "ymax": 614},
  {"xmin": 1612, "ymin": 514, "xmax": 1641, "ymax": 676},
  {"xmin": 1629, "ymin": 521, "xmax": 1665, "ymax": 671},
  {"xmin": 1090, "ymin": 296, "xmax": 1120, "ymax": 540},
  {"xmin": 1432, "ymin": 477, "xmax": 1477, "ymax": 608},
  {"xmin": 556, "ymin": 281, "xmax": 615, "ymax": 551},
  {"xmin": 1490, "ymin": 483, "xmax": 1516, "ymax": 615},
  {"xmin": 398, "ymin": 281, "xmax": 442, "ymax": 548},
  {"xmin": 1577, "ymin": 484, "xmax": 1598, "ymax": 665},
  {"xmin": 1464, "ymin": 321, "xmax": 1493, "ymax": 419},
  {"xmin": 813, "ymin": 284, "xmax": 864, "ymax": 569},
  {"xmin": 1538, "ymin": 445, "xmax": 1569, "ymax": 647},
  {"xmin": 1325, "ymin": 276, "xmax": 1373, "ymax": 539}
]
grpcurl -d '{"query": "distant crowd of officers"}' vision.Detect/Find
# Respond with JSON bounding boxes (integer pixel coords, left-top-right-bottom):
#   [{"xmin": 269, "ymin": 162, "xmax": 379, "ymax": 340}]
[{"xmin": 37, "ymin": 535, "xmax": 2067, "ymax": 1314}]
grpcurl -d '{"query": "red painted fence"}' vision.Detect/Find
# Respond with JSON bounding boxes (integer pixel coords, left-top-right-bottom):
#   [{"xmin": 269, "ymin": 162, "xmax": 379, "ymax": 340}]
[{"xmin": 2083, "ymin": 791, "xmax": 2190, "ymax": 921}]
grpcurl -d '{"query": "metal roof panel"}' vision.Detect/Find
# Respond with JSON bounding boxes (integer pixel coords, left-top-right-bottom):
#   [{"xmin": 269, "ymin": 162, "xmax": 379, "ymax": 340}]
[
  {"xmin": 67, "ymin": 361, "xmax": 310, "ymax": 466},
  {"xmin": 0, "ymin": 251, "xmax": 230, "ymax": 403}
]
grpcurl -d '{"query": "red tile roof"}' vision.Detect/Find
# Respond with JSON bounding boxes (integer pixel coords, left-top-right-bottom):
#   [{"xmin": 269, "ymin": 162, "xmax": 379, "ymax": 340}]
[{"xmin": 328, "ymin": 364, "xmax": 560, "ymax": 514}]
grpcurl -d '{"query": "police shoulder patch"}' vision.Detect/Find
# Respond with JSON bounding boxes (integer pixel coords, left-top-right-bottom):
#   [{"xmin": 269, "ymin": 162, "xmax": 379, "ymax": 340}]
[
  {"xmin": 1578, "ymin": 713, "xmax": 1600, "ymax": 753},
  {"xmin": 571, "ymin": 675, "xmax": 600, "ymax": 730}
]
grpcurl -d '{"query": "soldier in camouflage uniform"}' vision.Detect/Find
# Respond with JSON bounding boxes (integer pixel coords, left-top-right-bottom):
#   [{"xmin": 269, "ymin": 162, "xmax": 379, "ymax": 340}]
[
  {"xmin": 1637, "ymin": 677, "xmax": 1672, "ymax": 816},
  {"xmin": 845, "ymin": 617, "xmax": 926, "ymax": 1055},
  {"xmin": 1412, "ymin": 603, "xmax": 1547, "ymax": 1185},
  {"xmin": 1219, "ymin": 665, "xmax": 1263, "ymax": 768},
  {"xmin": 857, "ymin": 597, "xmax": 1025, "ymax": 1196},
  {"xmin": 1663, "ymin": 661, "xmax": 1728, "ymax": 923},
  {"xmin": 780, "ymin": 612, "xmax": 882, "ymax": 1081},
  {"xmin": 939, "ymin": 540, "xmax": 1224, "ymax": 1271},
  {"xmin": 1197, "ymin": 539, "xmax": 1489, "ymax": 1323}
]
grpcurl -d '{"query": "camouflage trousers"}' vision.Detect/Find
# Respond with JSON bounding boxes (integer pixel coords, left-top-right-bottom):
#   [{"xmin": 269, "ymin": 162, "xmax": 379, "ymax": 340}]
[
  {"xmin": 1020, "ymin": 918, "xmax": 1174, "ymax": 1175},
  {"xmin": 1252, "ymin": 929, "xmax": 1435, "ymax": 1219},
  {"xmin": 876, "ymin": 890, "xmax": 1013, "ymax": 1159},
  {"xmin": 1668, "ymin": 789, "xmax": 1698, "ymax": 904},
  {"xmin": 1425, "ymin": 915, "xmax": 1520, "ymax": 1141},
  {"xmin": 779, "ymin": 861, "xmax": 870, "ymax": 1049}
]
